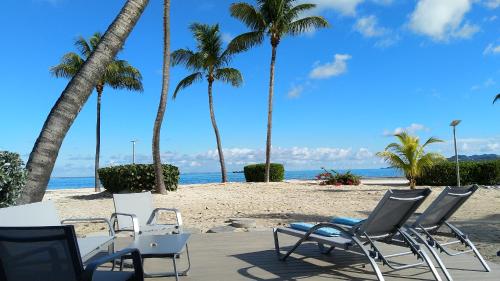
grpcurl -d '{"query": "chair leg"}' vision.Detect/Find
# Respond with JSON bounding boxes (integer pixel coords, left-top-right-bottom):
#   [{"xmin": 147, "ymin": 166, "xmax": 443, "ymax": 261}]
[
  {"xmin": 172, "ymin": 256, "xmax": 179, "ymax": 281},
  {"xmin": 409, "ymin": 229, "xmax": 453, "ymax": 281},
  {"xmin": 418, "ymin": 247, "xmax": 444, "ymax": 281},
  {"xmin": 318, "ymin": 243, "xmax": 335, "ymax": 255},
  {"xmin": 464, "ymin": 238, "xmax": 491, "ymax": 272},
  {"xmin": 351, "ymin": 237, "xmax": 385, "ymax": 281}
]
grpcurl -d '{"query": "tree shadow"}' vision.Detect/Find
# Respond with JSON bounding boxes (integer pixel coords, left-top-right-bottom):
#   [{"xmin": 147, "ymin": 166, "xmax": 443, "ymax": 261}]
[
  {"xmin": 245, "ymin": 213, "xmax": 332, "ymax": 224},
  {"xmin": 69, "ymin": 191, "xmax": 112, "ymax": 200}
]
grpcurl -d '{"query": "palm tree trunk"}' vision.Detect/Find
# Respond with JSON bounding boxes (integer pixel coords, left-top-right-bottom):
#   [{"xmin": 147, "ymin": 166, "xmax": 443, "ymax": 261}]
[
  {"xmin": 18, "ymin": 0, "xmax": 150, "ymax": 204},
  {"xmin": 264, "ymin": 44, "xmax": 278, "ymax": 183},
  {"xmin": 208, "ymin": 80, "xmax": 227, "ymax": 183},
  {"xmin": 152, "ymin": 0, "xmax": 170, "ymax": 194},
  {"xmin": 94, "ymin": 85, "xmax": 103, "ymax": 192}
]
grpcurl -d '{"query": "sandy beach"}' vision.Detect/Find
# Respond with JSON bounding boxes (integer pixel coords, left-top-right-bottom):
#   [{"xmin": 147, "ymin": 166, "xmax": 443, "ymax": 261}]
[{"xmin": 44, "ymin": 179, "xmax": 500, "ymax": 264}]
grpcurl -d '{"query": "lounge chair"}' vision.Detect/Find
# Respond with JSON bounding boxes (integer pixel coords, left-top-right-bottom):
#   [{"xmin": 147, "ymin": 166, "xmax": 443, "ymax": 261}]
[
  {"xmin": 0, "ymin": 225, "xmax": 143, "ymax": 281},
  {"xmin": 273, "ymin": 189, "xmax": 443, "ymax": 281},
  {"xmin": 406, "ymin": 185, "xmax": 490, "ymax": 281},
  {"xmin": 0, "ymin": 201, "xmax": 115, "ymax": 264},
  {"xmin": 111, "ymin": 192, "xmax": 182, "ymax": 236}
]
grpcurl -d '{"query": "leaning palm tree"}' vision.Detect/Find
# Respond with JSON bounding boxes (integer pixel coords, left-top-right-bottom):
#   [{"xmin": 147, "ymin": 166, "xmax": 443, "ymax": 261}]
[
  {"xmin": 494, "ymin": 93, "xmax": 499, "ymax": 104},
  {"xmin": 171, "ymin": 23, "xmax": 244, "ymax": 183},
  {"xmin": 230, "ymin": 0, "xmax": 329, "ymax": 182},
  {"xmin": 18, "ymin": 0, "xmax": 150, "ymax": 204},
  {"xmin": 152, "ymin": 0, "xmax": 170, "ymax": 194},
  {"xmin": 51, "ymin": 32, "xmax": 143, "ymax": 193},
  {"xmin": 376, "ymin": 132, "xmax": 445, "ymax": 189}
]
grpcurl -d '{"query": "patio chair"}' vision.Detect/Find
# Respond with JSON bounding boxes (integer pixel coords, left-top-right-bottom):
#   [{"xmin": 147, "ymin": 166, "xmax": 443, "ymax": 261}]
[
  {"xmin": 111, "ymin": 192, "xmax": 182, "ymax": 236},
  {"xmin": 273, "ymin": 189, "xmax": 443, "ymax": 281},
  {"xmin": 0, "ymin": 201, "xmax": 115, "ymax": 264},
  {"xmin": 406, "ymin": 185, "xmax": 490, "ymax": 281},
  {"xmin": 0, "ymin": 225, "xmax": 143, "ymax": 281}
]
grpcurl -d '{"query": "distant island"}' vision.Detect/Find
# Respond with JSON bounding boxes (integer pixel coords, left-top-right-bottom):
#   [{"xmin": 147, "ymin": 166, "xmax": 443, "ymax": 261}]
[{"xmin": 446, "ymin": 154, "xmax": 499, "ymax": 162}]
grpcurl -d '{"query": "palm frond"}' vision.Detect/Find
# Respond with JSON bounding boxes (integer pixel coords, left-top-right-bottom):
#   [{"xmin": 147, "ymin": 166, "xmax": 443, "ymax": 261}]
[
  {"xmin": 173, "ymin": 72, "xmax": 203, "ymax": 99},
  {"xmin": 50, "ymin": 52, "xmax": 84, "ymax": 78},
  {"xmin": 214, "ymin": 68, "xmax": 243, "ymax": 87},
  {"xmin": 226, "ymin": 31, "xmax": 264, "ymax": 54},
  {"xmin": 376, "ymin": 151, "xmax": 408, "ymax": 170},
  {"xmin": 74, "ymin": 36, "xmax": 92, "ymax": 58},
  {"xmin": 105, "ymin": 60, "xmax": 143, "ymax": 91},
  {"xmin": 89, "ymin": 32, "xmax": 103, "ymax": 50},
  {"xmin": 230, "ymin": 2, "xmax": 266, "ymax": 30},
  {"xmin": 422, "ymin": 136, "xmax": 444, "ymax": 148},
  {"xmin": 287, "ymin": 16, "xmax": 329, "ymax": 36},
  {"xmin": 494, "ymin": 93, "xmax": 500, "ymax": 104}
]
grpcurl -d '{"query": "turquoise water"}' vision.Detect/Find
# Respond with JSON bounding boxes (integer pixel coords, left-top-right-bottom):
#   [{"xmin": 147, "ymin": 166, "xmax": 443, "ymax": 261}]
[{"xmin": 48, "ymin": 168, "xmax": 402, "ymax": 189}]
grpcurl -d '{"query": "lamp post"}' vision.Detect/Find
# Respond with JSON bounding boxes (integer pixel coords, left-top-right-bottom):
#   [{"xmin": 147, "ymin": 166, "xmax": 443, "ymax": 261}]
[
  {"xmin": 450, "ymin": 120, "xmax": 461, "ymax": 186},
  {"xmin": 130, "ymin": 140, "xmax": 138, "ymax": 164}
]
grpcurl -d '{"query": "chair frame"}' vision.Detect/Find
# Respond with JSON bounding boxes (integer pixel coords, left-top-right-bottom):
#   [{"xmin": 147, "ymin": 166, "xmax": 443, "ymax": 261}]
[
  {"xmin": 273, "ymin": 189, "xmax": 442, "ymax": 281},
  {"xmin": 407, "ymin": 185, "xmax": 491, "ymax": 281},
  {"xmin": 110, "ymin": 192, "xmax": 183, "ymax": 237}
]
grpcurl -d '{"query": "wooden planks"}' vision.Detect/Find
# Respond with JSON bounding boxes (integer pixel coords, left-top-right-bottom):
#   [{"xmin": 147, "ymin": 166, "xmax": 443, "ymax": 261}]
[{"xmin": 123, "ymin": 231, "xmax": 500, "ymax": 281}]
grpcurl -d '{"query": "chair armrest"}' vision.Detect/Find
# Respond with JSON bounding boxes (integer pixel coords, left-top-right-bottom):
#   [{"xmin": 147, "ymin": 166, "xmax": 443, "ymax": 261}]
[
  {"xmin": 150, "ymin": 208, "xmax": 183, "ymax": 232},
  {"xmin": 110, "ymin": 213, "xmax": 140, "ymax": 236},
  {"xmin": 82, "ymin": 248, "xmax": 144, "ymax": 281},
  {"xmin": 61, "ymin": 218, "xmax": 115, "ymax": 237}
]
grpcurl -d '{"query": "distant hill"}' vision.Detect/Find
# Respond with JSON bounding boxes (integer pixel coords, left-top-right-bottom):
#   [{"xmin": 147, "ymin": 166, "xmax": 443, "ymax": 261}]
[{"xmin": 447, "ymin": 154, "xmax": 499, "ymax": 162}]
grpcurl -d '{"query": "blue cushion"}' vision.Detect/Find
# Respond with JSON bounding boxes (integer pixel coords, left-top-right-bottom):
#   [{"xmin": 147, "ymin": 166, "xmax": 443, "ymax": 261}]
[
  {"xmin": 289, "ymin": 222, "xmax": 340, "ymax": 237},
  {"xmin": 331, "ymin": 217, "xmax": 364, "ymax": 226}
]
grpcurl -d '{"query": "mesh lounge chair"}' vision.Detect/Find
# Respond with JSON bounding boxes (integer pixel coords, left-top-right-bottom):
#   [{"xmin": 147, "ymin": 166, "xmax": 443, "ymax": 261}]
[
  {"xmin": 111, "ymin": 192, "xmax": 182, "ymax": 236},
  {"xmin": 406, "ymin": 185, "xmax": 490, "ymax": 281},
  {"xmin": 0, "ymin": 201, "xmax": 115, "ymax": 264},
  {"xmin": 273, "ymin": 189, "xmax": 443, "ymax": 281},
  {"xmin": 0, "ymin": 225, "xmax": 143, "ymax": 281}
]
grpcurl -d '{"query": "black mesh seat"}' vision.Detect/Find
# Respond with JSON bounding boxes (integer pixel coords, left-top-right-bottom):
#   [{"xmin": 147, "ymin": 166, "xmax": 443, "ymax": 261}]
[{"xmin": 0, "ymin": 225, "xmax": 143, "ymax": 281}]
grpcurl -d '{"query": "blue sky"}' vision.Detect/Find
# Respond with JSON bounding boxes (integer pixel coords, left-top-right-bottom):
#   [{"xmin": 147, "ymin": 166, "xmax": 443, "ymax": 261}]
[{"xmin": 0, "ymin": 0, "xmax": 499, "ymax": 177}]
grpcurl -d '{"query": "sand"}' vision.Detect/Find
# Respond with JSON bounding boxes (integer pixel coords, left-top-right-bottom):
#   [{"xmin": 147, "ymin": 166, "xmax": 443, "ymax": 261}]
[{"xmin": 44, "ymin": 179, "xmax": 500, "ymax": 263}]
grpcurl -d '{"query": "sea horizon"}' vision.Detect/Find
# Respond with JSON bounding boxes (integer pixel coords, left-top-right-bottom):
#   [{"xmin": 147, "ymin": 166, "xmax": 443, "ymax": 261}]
[{"xmin": 48, "ymin": 168, "xmax": 404, "ymax": 190}]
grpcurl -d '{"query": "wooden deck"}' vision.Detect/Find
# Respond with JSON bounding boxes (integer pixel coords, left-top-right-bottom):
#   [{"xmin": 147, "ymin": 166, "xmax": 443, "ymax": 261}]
[{"xmin": 128, "ymin": 231, "xmax": 499, "ymax": 281}]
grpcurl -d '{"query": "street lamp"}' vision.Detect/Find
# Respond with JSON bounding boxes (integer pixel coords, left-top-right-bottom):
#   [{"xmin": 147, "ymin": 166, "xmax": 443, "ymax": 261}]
[
  {"xmin": 450, "ymin": 120, "xmax": 461, "ymax": 186},
  {"xmin": 130, "ymin": 140, "xmax": 138, "ymax": 164}
]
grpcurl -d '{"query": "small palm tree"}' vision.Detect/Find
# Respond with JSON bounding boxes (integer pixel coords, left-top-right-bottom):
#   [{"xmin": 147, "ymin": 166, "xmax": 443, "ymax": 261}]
[
  {"xmin": 230, "ymin": 0, "xmax": 329, "ymax": 182},
  {"xmin": 376, "ymin": 132, "xmax": 444, "ymax": 189},
  {"xmin": 494, "ymin": 93, "xmax": 499, "ymax": 104},
  {"xmin": 51, "ymin": 32, "xmax": 143, "ymax": 192},
  {"xmin": 171, "ymin": 23, "xmax": 243, "ymax": 183}
]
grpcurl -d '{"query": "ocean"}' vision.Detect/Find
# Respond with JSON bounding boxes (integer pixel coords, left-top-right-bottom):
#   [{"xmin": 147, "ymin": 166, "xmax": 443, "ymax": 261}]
[{"xmin": 48, "ymin": 168, "xmax": 403, "ymax": 190}]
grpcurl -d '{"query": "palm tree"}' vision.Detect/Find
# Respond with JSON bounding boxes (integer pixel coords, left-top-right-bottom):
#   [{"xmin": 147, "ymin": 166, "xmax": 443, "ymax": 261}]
[
  {"xmin": 494, "ymin": 93, "xmax": 499, "ymax": 104},
  {"xmin": 152, "ymin": 0, "xmax": 170, "ymax": 194},
  {"xmin": 50, "ymin": 33, "xmax": 143, "ymax": 193},
  {"xmin": 230, "ymin": 0, "xmax": 329, "ymax": 182},
  {"xmin": 376, "ymin": 132, "xmax": 444, "ymax": 189},
  {"xmin": 171, "ymin": 23, "xmax": 243, "ymax": 183},
  {"xmin": 18, "ymin": 0, "xmax": 150, "ymax": 204}
]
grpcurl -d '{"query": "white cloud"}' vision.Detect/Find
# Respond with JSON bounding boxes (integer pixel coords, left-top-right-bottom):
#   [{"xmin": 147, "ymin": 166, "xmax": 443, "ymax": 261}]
[
  {"xmin": 309, "ymin": 54, "xmax": 351, "ymax": 79},
  {"xmin": 354, "ymin": 15, "xmax": 387, "ymax": 37},
  {"xmin": 484, "ymin": 43, "xmax": 500, "ymax": 55},
  {"xmin": 311, "ymin": 0, "xmax": 364, "ymax": 16},
  {"xmin": 383, "ymin": 123, "xmax": 429, "ymax": 136},
  {"xmin": 221, "ymin": 32, "xmax": 234, "ymax": 44},
  {"xmin": 310, "ymin": 0, "xmax": 394, "ymax": 16},
  {"xmin": 408, "ymin": 0, "xmax": 479, "ymax": 41},
  {"xmin": 471, "ymin": 78, "xmax": 496, "ymax": 90},
  {"xmin": 484, "ymin": 0, "xmax": 500, "ymax": 9},
  {"xmin": 287, "ymin": 85, "xmax": 304, "ymax": 99}
]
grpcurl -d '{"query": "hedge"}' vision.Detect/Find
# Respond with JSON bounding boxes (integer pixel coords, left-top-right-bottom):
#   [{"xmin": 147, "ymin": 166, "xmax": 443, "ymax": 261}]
[
  {"xmin": 0, "ymin": 151, "xmax": 27, "ymax": 208},
  {"xmin": 244, "ymin": 163, "xmax": 284, "ymax": 182},
  {"xmin": 98, "ymin": 164, "xmax": 179, "ymax": 193},
  {"xmin": 416, "ymin": 160, "xmax": 500, "ymax": 186}
]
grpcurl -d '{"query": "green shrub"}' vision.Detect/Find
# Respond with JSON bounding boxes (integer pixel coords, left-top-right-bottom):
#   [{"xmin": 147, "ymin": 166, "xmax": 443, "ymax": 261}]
[
  {"xmin": 316, "ymin": 169, "xmax": 361, "ymax": 186},
  {"xmin": 417, "ymin": 160, "xmax": 500, "ymax": 186},
  {"xmin": 98, "ymin": 164, "xmax": 179, "ymax": 193},
  {"xmin": 0, "ymin": 151, "xmax": 27, "ymax": 208},
  {"xmin": 244, "ymin": 163, "xmax": 284, "ymax": 182}
]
